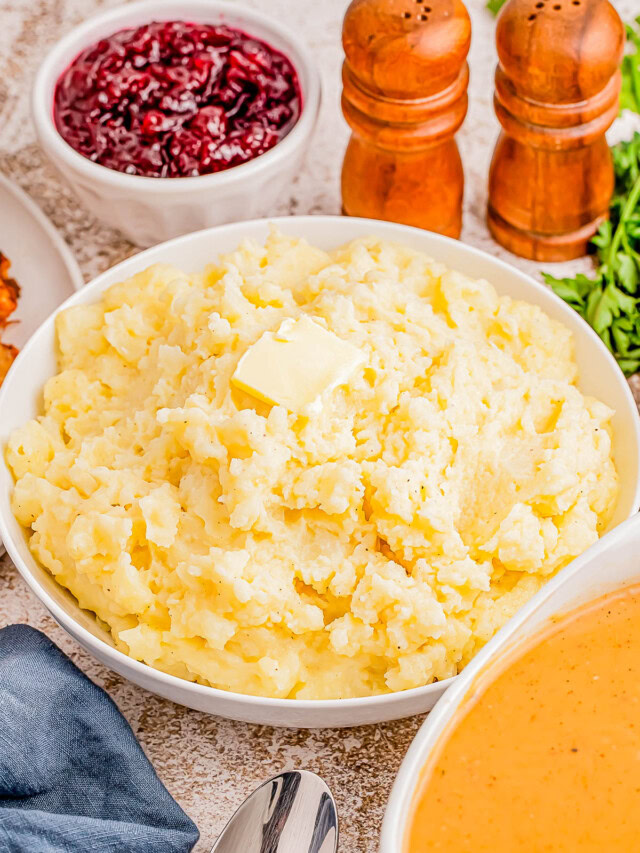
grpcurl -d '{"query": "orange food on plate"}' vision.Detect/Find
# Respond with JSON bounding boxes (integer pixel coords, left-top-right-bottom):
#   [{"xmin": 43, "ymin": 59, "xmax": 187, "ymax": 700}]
[{"xmin": 0, "ymin": 251, "xmax": 20, "ymax": 385}]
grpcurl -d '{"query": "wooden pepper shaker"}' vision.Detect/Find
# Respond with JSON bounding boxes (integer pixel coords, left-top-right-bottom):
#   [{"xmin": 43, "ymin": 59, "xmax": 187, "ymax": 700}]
[
  {"xmin": 487, "ymin": 0, "xmax": 625, "ymax": 261},
  {"xmin": 341, "ymin": 0, "xmax": 471, "ymax": 238}
]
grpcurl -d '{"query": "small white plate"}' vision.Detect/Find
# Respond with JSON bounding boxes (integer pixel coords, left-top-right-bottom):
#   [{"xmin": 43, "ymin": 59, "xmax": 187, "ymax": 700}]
[
  {"xmin": 0, "ymin": 173, "xmax": 83, "ymax": 351},
  {"xmin": 0, "ymin": 174, "xmax": 82, "ymax": 554}
]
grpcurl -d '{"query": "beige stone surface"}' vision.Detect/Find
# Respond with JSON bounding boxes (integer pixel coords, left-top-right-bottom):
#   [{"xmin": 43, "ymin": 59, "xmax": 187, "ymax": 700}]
[{"xmin": 0, "ymin": 0, "xmax": 639, "ymax": 850}]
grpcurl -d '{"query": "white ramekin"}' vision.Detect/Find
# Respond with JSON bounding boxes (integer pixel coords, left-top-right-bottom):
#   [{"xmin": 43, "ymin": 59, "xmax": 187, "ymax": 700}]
[
  {"xmin": 1, "ymin": 216, "xmax": 639, "ymax": 728},
  {"xmin": 31, "ymin": 0, "xmax": 321, "ymax": 247},
  {"xmin": 380, "ymin": 511, "xmax": 640, "ymax": 852}
]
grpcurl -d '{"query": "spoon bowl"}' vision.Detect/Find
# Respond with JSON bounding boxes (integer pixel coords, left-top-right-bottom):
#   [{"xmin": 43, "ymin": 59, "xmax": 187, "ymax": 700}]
[{"xmin": 211, "ymin": 770, "xmax": 338, "ymax": 853}]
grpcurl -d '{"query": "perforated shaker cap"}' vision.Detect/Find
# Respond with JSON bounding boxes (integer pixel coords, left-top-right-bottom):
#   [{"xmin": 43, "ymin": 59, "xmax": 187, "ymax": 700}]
[
  {"xmin": 342, "ymin": 0, "xmax": 471, "ymax": 101},
  {"xmin": 496, "ymin": 0, "xmax": 625, "ymax": 103}
]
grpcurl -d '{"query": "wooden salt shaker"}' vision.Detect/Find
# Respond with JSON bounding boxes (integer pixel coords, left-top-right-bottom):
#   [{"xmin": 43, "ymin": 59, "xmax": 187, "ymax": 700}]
[
  {"xmin": 341, "ymin": 0, "xmax": 471, "ymax": 238},
  {"xmin": 487, "ymin": 0, "xmax": 625, "ymax": 261}
]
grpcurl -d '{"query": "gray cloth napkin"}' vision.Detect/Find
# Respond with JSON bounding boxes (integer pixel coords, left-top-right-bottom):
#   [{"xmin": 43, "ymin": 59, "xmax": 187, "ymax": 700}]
[{"xmin": 0, "ymin": 624, "xmax": 200, "ymax": 852}]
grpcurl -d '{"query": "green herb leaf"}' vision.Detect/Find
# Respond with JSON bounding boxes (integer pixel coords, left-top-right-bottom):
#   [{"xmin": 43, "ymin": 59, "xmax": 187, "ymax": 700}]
[
  {"xmin": 616, "ymin": 252, "xmax": 639, "ymax": 291},
  {"xmin": 619, "ymin": 359, "xmax": 640, "ymax": 374},
  {"xmin": 591, "ymin": 220, "xmax": 612, "ymax": 252},
  {"xmin": 486, "ymin": 0, "xmax": 508, "ymax": 15},
  {"xmin": 612, "ymin": 323, "xmax": 631, "ymax": 353},
  {"xmin": 544, "ymin": 273, "xmax": 598, "ymax": 311}
]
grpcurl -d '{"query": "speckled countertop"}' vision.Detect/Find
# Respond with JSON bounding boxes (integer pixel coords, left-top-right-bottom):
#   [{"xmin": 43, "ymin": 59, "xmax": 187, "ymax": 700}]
[{"xmin": 1, "ymin": 1, "xmax": 639, "ymax": 850}]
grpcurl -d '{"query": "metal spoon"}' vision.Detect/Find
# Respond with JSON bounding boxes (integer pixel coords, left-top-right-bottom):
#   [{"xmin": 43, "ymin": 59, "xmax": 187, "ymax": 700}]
[{"xmin": 210, "ymin": 770, "xmax": 338, "ymax": 853}]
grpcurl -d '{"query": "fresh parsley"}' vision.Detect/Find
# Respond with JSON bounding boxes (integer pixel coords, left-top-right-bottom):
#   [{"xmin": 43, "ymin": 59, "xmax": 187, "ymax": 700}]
[
  {"xmin": 544, "ymin": 134, "xmax": 640, "ymax": 377},
  {"xmin": 621, "ymin": 18, "xmax": 640, "ymax": 115}
]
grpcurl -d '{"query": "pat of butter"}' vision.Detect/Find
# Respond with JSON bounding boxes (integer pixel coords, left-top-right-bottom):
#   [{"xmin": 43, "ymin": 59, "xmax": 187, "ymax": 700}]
[{"xmin": 231, "ymin": 316, "xmax": 366, "ymax": 413}]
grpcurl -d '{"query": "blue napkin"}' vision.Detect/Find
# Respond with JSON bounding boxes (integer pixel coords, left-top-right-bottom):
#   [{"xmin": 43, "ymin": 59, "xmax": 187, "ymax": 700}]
[{"xmin": 0, "ymin": 624, "xmax": 199, "ymax": 853}]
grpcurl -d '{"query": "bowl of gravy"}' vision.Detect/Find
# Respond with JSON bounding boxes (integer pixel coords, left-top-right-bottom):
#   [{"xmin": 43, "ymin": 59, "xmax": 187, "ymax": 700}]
[{"xmin": 381, "ymin": 511, "xmax": 640, "ymax": 852}]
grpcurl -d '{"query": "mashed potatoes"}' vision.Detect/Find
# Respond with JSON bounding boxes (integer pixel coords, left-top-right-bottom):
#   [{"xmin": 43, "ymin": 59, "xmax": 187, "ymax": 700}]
[{"xmin": 6, "ymin": 230, "xmax": 618, "ymax": 699}]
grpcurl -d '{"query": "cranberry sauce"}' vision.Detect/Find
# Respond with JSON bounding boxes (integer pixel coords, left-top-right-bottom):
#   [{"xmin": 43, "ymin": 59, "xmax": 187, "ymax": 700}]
[{"xmin": 54, "ymin": 21, "xmax": 301, "ymax": 178}]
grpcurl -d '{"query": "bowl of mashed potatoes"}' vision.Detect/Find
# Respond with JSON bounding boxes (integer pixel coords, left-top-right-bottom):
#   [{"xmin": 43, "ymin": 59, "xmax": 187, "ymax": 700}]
[{"xmin": 1, "ymin": 216, "xmax": 638, "ymax": 727}]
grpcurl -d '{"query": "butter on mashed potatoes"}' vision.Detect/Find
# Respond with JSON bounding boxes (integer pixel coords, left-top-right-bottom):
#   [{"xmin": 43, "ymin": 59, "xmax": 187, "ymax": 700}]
[{"xmin": 6, "ymin": 230, "xmax": 618, "ymax": 699}]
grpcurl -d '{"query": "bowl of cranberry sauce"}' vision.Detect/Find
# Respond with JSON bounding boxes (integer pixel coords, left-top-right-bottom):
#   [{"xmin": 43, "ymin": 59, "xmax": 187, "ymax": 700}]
[
  {"xmin": 54, "ymin": 21, "xmax": 302, "ymax": 179},
  {"xmin": 33, "ymin": 0, "xmax": 320, "ymax": 246}
]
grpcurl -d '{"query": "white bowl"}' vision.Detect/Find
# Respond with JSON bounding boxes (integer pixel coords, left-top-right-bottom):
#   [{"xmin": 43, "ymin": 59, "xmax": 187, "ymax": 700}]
[
  {"xmin": 379, "ymin": 510, "xmax": 640, "ymax": 852},
  {"xmin": 31, "ymin": 0, "xmax": 321, "ymax": 247},
  {"xmin": 1, "ymin": 216, "xmax": 639, "ymax": 728}
]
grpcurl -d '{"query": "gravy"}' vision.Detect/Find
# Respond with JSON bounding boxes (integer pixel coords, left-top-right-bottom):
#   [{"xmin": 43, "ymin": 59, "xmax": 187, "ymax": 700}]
[{"xmin": 406, "ymin": 583, "xmax": 640, "ymax": 851}]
